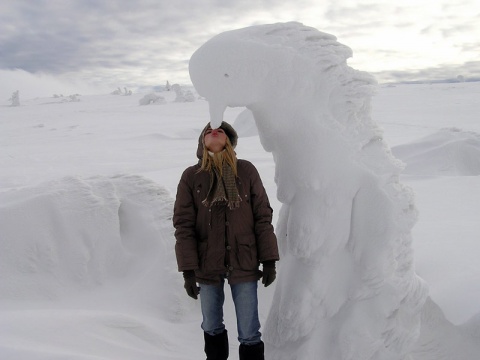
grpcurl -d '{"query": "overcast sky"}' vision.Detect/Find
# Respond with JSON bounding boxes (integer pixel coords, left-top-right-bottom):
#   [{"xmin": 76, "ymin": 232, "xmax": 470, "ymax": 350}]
[{"xmin": 1, "ymin": 0, "xmax": 479, "ymax": 89}]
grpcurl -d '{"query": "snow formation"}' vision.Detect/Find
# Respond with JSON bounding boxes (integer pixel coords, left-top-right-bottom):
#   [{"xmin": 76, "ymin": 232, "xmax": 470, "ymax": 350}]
[
  {"xmin": 392, "ymin": 128, "xmax": 480, "ymax": 176},
  {"xmin": 0, "ymin": 175, "xmax": 181, "ymax": 317},
  {"xmin": 189, "ymin": 22, "xmax": 430, "ymax": 360}
]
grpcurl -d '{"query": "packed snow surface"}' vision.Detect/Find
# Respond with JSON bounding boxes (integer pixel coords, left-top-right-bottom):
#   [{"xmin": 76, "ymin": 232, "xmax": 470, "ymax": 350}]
[{"xmin": 2, "ymin": 22, "xmax": 480, "ymax": 360}]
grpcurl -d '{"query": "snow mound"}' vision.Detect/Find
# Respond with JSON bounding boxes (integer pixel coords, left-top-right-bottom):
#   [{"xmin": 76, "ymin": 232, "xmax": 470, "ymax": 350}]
[
  {"xmin": 392, "ymin": 128, "xmax": 480, "ymax": 176},
  {"xmin": 0, "ymin": 175, "xmax": 183, "ymax": 317},
  {"xmin": 412, "ymin": 298, "xmax": 480, "ymax": 360},
  {"xmin": 0, "ymin": 310, "xmax": 175, "ymax": 360}
]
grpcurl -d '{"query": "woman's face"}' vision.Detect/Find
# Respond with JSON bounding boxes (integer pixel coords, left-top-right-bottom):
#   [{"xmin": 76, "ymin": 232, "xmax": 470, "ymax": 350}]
[{"xmin": 204, "ymin": 128, "xmax": 227, "ymax": 153}]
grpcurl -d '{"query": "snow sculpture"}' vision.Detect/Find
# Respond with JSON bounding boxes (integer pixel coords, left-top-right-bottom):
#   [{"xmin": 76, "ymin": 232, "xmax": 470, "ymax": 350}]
[{"xmin": 189, "ymin": 22, "xmax": 428, "ymax": 360}]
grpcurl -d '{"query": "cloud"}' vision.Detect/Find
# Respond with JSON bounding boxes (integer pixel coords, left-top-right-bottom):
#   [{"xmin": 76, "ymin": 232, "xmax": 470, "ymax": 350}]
[
  {"xmin": 1, "ymin": 1, "xmax": 293, "ymax": 85},
  {"xmin": 1, "ymin": 0, "xmax": 480, "ymax": 87},
  {"xmin": 1, "ymin": 2, "xmax": 216, "ymax": 81}
]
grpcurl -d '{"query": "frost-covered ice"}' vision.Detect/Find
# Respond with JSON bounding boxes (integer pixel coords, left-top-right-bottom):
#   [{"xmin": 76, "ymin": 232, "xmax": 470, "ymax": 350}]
[{"xmin": 1, "ymin": 22, "xmax": 480, "ymax": 360}]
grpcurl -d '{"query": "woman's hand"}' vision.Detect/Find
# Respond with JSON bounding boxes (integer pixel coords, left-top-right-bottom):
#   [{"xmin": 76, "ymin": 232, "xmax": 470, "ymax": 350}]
[
  {"xmin": 183, "ymin": 270, "xmax": 200, "ymax": 299},
  {"xmin": 261, "ymin": 261, "xmax": 276, "ymax": 287}
]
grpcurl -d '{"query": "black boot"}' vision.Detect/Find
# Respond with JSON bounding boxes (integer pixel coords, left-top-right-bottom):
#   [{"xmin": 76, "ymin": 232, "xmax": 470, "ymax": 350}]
[
  {"xmin": 239, "ymin": 341, "xmax": 264, "ymax": 360},
  {"xmin": 204, "ymin": 330, "xmax": 229, "ymax": 360}
]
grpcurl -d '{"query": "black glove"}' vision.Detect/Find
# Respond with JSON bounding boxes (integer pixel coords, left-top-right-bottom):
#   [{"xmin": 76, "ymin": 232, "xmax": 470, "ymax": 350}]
[
  {"xmin": 183, "ymin": 270, "xmax": 200, "ymax": 299},
  {"xmin": 261, "ymin": 261, "xmax": 276, "ymax": 287}
]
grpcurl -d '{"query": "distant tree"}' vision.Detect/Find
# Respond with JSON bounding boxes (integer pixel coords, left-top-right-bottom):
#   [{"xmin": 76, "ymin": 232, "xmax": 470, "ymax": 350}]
[
  {"xmin": 166, "ymin": 81, "xmax": 171, "ymax": 91},
  {"xmin": 124, "ymin": 87, "xmax": 132, "ymax": 96},
  {"xmin": 9, "ymin": 90, "xmax": 20, "ymax": 106},
  {"xmin": 457, "ymin": 75, "xmax": 465, "ymax": 82}
]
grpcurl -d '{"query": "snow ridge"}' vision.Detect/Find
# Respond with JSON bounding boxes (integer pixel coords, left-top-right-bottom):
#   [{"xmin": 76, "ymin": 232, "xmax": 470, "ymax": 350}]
[
  {"xmin": 392, "ymin": 128, "xmax": 480, "ymax": 176},
  {"xmin": 0, "ymin": 175, "xmax": 182, "ymax": 317}
]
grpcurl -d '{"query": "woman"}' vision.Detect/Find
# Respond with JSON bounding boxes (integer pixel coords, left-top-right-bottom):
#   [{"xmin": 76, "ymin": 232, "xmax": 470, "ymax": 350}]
[{"xmin": 173, "ymin": 121, "xmax": 279, "ymax": 360}]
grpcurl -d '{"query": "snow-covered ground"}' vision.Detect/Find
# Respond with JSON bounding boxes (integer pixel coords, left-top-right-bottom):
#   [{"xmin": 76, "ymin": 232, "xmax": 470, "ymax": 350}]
[
  {"xmin": 1, "ymin": 23, "xmax": 480, "ymax": 360},
  {"xmin": 1, "ymin": 81, "xmax": 479, "ymax": 359}
]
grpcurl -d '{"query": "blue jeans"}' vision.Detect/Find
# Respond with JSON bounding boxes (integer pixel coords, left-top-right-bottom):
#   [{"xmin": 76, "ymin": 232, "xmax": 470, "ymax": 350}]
[{"xmin": 200, "ymin": 279, "xmax": 262, "ymax": 345}]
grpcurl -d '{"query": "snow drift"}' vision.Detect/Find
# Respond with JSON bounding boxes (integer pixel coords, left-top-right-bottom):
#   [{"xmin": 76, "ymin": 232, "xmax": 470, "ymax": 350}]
[
  {"xmin": 0, "ymin": 175, "xmax": 183, "ymax": 316},
  {"xmin": 0, "ymin": 175, "xmax": 201, "ymax": 359},
  {"xmin": 392, "ymin": 128, "xmax": 480, "ymax": 176}
]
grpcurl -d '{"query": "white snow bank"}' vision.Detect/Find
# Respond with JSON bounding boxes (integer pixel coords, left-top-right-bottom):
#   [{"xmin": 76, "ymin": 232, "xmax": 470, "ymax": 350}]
[
  {"xmin": 0, "ymin": 310, "xmax": 179, "ymax": 360},
  {"xmin": 0, "ymin": 175, "xmax": 184, "ymax": 317},
  {"xmin": 407, "ymin": 175, "xmax": 480, "ymax": 325},
  {"xmin": 412, "ymin": 297, "xmax": 480, "ymax": 360},
  {"xmin": 392, "ymin": 128, "xmax": 480, "ymax": 176},
  {"xmin": 0, "ymin": 174, "xmax": 210, "ymax": 359}
]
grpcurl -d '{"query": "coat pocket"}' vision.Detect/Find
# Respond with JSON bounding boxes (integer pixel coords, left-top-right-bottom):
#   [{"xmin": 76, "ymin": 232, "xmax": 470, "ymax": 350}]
[
  {"xmin": 199, "ymin": 240, "xmax": 224, "ymax": 273},
  {"xmin": 235, "ymin": 234, "xmax": 258, "ymax": 270}
]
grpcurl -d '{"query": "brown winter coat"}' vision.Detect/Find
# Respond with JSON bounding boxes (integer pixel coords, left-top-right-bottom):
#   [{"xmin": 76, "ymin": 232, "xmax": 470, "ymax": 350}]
[{"xmin": 173, "ymin": 133, "xmax": 279, "ymax": 285}]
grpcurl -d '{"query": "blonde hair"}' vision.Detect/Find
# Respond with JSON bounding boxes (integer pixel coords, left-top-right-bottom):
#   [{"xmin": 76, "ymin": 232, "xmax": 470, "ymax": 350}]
[{"xmin": 199, "ymin": 137, "xmax": 238, "ymax": 176}]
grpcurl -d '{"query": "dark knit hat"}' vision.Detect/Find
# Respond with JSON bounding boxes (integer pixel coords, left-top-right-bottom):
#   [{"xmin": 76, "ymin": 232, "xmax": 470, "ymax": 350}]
[{"xmin": 197, "ymin": 121, "xmax": 238, "ymax": 158}]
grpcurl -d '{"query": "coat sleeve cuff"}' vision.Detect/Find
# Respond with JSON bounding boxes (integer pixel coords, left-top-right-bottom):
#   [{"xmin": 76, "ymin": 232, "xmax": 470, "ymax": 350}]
[{"xmin": 262, "ymin": 260, "xmax": 276, "ymax": 268}]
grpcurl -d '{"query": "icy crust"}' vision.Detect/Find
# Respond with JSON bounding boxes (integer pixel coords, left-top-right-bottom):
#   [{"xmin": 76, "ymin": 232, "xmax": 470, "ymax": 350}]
[
  {"xmin": 0, "ymin": 175, "xmax": 184, "ymax": 318},
  {"xmin": 189, "ymin": 22, "xmax": 429, "ymax": 359}
]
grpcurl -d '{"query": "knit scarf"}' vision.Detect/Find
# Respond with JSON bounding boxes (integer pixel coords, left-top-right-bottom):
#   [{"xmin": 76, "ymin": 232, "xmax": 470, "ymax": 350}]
[{"xmin": 202, "ymin": 156, "xmax": 241, "ymax": 210}]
